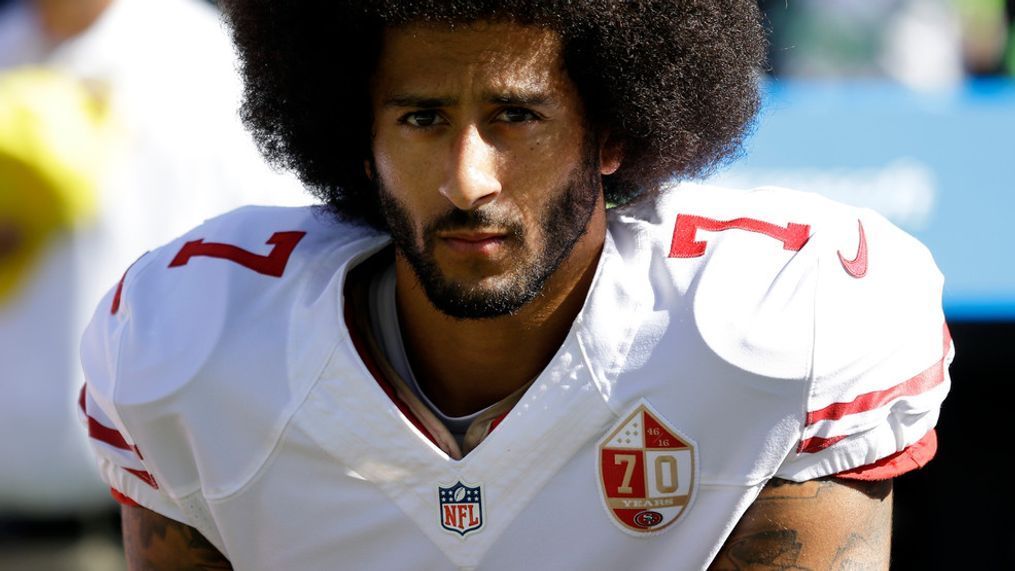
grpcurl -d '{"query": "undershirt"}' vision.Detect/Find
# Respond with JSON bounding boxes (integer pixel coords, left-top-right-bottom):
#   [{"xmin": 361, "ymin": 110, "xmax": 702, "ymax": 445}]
[{"xmin": 366, "ymin": 262, "xmax": 497, "ymax": 446}]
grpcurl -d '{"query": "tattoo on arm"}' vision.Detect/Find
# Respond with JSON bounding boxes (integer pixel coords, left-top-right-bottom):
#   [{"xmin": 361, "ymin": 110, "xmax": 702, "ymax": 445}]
[
  {"xmin": 709, "ymin": 477, "xmax": 893, "ymax": 571},
  {"xmin": 121, "ymin": 504, "xmax": 232, "ymax": 570}
]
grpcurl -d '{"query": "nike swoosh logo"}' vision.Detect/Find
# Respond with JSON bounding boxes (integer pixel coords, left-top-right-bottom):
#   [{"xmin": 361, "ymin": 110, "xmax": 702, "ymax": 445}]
[{"xmin": 837, "ymin": 219, "xmax": 868, "ymax": 278}]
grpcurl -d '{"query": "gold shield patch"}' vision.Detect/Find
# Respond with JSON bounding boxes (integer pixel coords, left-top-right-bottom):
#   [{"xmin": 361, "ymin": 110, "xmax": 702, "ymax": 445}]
[{"xmin": 597, "ymin": 399, "xmax": 697, "ymax": 535}]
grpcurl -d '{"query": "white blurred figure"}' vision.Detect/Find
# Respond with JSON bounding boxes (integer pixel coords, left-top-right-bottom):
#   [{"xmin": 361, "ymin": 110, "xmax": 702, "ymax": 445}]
[
  {"xmin": 882, "ymin": 0, "xmax": 965, "ymax": 89},
  {"xmin": 767, "ymin": 0, "xmax": 965, "ymax": 90},
  {"xmin": 0, "ymin": 0, "xmax": 311, "ymax": 517}
]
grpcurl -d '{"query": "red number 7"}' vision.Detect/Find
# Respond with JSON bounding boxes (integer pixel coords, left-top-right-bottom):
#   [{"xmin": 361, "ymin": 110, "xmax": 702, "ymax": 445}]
[
  {"xmin": 668, "ymin": 214, "xmax": 810, "ymax": 258},
  {"xmin": 168, "ymin": 231, "xmax": 306, "ymax": 277}
]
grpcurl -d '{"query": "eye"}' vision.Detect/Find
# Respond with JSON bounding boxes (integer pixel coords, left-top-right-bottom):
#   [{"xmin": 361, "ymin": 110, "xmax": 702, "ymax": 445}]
[
  {"xmin": 399, "ymin": 110, "xmax": 447, "ymax": 128},
  {"xmin": 495, "ymin": 107, "xmax": 540, "ymax": 123}
]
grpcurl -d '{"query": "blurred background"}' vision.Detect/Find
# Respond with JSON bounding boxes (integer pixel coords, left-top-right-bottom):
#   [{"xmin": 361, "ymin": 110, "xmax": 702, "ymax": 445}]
[
  {"xmin": 0, "ymin": 0, "xmax": 311, "ymax": 568},
  {"xmin": 1, "ymin": 0, "xmax": 1012, "ymax": 569}
]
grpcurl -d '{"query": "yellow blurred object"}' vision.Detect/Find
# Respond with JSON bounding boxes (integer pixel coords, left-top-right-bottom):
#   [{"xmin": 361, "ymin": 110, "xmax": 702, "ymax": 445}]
[{"xmin": 0, "ymin": 68, "xmax": 113, "ymax": 304}]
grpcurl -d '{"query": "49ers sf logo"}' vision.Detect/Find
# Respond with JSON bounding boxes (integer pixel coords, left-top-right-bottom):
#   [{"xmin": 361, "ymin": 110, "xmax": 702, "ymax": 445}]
[{"xmin": 598, "ymin": 400, "xmax": 697, "ymax": 535}]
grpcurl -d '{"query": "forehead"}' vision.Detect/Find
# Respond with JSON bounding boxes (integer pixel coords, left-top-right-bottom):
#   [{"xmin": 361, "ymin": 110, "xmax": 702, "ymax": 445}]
[{"xmin": 373, "ymin": 21, "xmax": 566, "ymax": 97}]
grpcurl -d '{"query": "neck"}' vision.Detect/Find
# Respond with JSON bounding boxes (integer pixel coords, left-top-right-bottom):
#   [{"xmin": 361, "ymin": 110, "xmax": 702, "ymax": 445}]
[
  {"xmin": 395, "ymin": 201, "xmax": 607, "ymax": 417},
  {"xmin": 33, "ymin": 0, "xmax": 113, "ymax": 42}
]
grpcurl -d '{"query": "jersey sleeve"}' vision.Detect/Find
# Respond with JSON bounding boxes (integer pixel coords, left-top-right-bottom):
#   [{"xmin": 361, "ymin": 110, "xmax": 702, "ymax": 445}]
[
  {"xmin": 775, "ymin": 207, "xmax": 953, "ymax": 482},
  {"xmin": 77, "ymin": 205, "xmax": 373, "ymax": 556},
  {"xmin": 77, "ymin": 253, "xmax": 189, "ymax": 521}
]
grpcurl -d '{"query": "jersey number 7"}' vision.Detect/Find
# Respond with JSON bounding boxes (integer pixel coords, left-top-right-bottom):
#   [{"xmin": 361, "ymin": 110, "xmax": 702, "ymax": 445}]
[
  {"xmin": 111, "ymin": 231, "xmax": 305, "ymax": 315},
  {"xmin": 168, "ymin": 231, "xmax": 306, "ymax": 277},
  {"xmin": 668, "ymin": 214, "xmax": 810, "ymax": 258}
]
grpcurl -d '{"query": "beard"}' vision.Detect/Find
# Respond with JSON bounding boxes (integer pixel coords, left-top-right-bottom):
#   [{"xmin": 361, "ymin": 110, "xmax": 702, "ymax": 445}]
[{"xmin": 377, "ymin": 146, "xmax": 601, "ymax": 320}]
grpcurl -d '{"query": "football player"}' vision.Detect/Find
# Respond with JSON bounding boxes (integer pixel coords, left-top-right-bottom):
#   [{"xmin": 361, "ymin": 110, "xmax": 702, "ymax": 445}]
[{"xmin": 79, "ymin": 2, "xmax": 952, "ymax": 569}]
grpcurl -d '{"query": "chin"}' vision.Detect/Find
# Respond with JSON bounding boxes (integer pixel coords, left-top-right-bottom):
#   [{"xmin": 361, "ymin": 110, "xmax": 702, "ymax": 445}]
[{"xmin": 425, "ymin": 277, "xmax": 541, "ymax": 320}]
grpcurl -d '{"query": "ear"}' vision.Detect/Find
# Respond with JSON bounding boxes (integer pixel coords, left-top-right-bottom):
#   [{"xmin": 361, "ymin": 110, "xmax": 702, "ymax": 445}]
[
  {"xmin": 598, "ymin": 134, "xmax": 623, "ymax": 176},
  {"xmin": 363, "ymin": 159, "xmax": 375, "ymax": 181}
]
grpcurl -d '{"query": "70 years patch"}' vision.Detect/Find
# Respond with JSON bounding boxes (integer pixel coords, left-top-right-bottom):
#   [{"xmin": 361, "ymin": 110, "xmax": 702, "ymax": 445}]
[{"xmin": 597, "ymin": 400, "xmax": 697, "ymax": 535}]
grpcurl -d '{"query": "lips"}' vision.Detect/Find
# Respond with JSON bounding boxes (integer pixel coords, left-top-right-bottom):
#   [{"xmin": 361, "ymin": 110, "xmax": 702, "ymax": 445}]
[{"xmin": 439, "ymin": 231, "xmax": 510, "ymax": 255}]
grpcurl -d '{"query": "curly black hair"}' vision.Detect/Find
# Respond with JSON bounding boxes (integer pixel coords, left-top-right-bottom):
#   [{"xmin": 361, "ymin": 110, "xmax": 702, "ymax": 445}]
[{"xmin": 220, "ymin": 1, "xmax": 767, "ymax": 229}]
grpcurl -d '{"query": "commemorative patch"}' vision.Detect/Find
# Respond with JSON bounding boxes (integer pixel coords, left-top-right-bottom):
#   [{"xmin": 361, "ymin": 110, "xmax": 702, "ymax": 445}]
[
  {"xmin": 597, "ymin": 399, "xmax": 697, "ymax": 535},
  {"xmin": 438, "ymin": 481, "xmax": 484, "ymax": 537}
]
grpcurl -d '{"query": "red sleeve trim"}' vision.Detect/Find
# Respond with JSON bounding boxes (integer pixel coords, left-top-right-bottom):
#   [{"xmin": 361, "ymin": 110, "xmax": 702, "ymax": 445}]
[
  {"xmin": 86, "ymin": 415, "xmax": 133, "ymax": 451},
  {"xmin": 110, "ymin": 268, "xmax": 128, "ymax": 315},
  {"xmin": 110, "ymin": 253, "xmax": 149, "ymax": 314},
  {"xmin": 79, "ymin": 384, "xmax": 145, "ymax": 458},
  {"xmin": 80, "ymin": 384, "xmax": 159, "ymax": 489},
  {"xmin": 798, "ymin": 433, "xmax": 846, "ymax": 454},
  {"xmin": 123, "ymin": 467, "xmax": 160, "ymax": 489},
  {"xmin": 836, "ymin": 429, "xmax": 938, "ymax": 481},
  {"xmin": 806, "ymin": 324, "xmax": 951, "ymax": 428},
  {"xmin": 110, "ymin": 487, "xmax": 140, "ymax": 507}
]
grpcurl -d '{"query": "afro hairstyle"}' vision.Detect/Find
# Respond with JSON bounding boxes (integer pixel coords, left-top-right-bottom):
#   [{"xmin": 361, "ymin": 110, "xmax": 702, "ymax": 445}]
[{"xmin": 220, "ymin": 0, "xmax": 768, "ymax": 228}]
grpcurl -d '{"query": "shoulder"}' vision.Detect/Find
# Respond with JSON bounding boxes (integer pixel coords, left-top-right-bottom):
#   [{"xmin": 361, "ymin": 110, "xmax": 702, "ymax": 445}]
[
  {"xmin": 109, "ymin": 205, "xmax": 380, "ymax": 346},
  {"xmin": 609, "ymin": 183, "xmax": 945, "ymax": 377},
  {"xmin": 80, "ymin": 205, "xmax": 387, "ymax": 498},
  {"xmin": 609, "ymin": 182, "xmax": 871, "ymax": 273},
  {"xmin": 608, "ymin": 183, "xmax": 951, "ymax": 478},
  {"xmin": 612, "ymin": 182, "xmax": 937, "ymax": 269},
  {"xmin": 611, "ymin": 181, "xmax": 950, "ymax": 377}
]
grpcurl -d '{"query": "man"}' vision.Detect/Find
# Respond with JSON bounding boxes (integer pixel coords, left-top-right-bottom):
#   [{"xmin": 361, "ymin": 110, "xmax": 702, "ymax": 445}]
[{"xmin": 79, "ymin": 2, "xmax": 952, "ymax": 569}]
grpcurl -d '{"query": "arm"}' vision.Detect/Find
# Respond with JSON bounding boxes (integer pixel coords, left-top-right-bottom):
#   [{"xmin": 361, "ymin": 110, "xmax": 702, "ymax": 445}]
[
  {"xmin": 121, "ymin": 504, "xmax": 232, "ymax": 571},
  {"xmin": 709, "ymin": 477, "xmax": 893, "ymax": 571}
]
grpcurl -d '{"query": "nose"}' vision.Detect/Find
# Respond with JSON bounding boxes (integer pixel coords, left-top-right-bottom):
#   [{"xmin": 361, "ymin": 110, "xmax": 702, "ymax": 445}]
[{"xmin": 439, "ymin": 124, "xmax": 501, "ymax": 210}]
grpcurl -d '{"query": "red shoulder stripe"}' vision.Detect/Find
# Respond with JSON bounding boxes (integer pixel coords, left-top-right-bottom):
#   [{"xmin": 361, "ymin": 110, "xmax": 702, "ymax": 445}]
[
  {"xmin": 79, "ymin": 385, "xmax": 148, "ymax": 460},
  {"xmin": 805, "ymin": 324, "xmax": 951, "ymax": 426},
  {"xmin": 79, "ymin": 383, "xmax": 130, "ymax": 452},
  {"xmin": 110, "ymin": 253, "xmax": 146, "ymax": 314},
  {"xmin": 79, "ymin": 386, "xmax": 160, "ymax": 490},
  {"xmin": 798, "ymin": 434, "xmax": 846, "ymax": 454},
  {"xmin": 87, "ymin": 415, "xmax": 132, "ymax": 451},
  {"xmin": 79, "ymin": 384, "xmax": 132, "ymax": 451},
  {"xmin": 110, "ymin": 269, "xmax": 128, "ymax": 314},
  {"xmin": 123, "ymin": 467, "xmax": 159, "ymax": 489}
]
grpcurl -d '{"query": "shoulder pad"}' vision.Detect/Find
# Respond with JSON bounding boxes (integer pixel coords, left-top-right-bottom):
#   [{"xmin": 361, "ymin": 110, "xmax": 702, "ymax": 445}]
[
  {"xmin": 81, "ymin": 205, "xmax": 388, "ymax": 498},
  {"xmin": 611, "ymin": 184, "xmax": 950, "ymax": 478},
  {"xmin": 610, "ymin": 184, "xmax": 946, "ymax": 381}
]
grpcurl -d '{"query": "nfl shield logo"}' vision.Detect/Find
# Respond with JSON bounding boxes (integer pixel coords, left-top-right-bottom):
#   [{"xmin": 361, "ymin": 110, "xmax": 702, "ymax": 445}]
[{"xmin": 438, "ymin": 481, "xmax": 484, "ymax": 536}]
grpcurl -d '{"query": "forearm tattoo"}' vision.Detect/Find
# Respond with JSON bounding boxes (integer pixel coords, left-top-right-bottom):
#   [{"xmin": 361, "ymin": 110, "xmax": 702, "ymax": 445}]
[
  {"xmin": 121, "ymin": 505, "xmax": 232, "ymax": 570},
  {"xmin": 709, "ymin": 478, "xmax": 893, "ymax": 571}
]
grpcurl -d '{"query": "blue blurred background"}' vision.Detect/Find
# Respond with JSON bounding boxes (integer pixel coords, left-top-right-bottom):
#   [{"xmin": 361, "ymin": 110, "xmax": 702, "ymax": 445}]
[{"xmin": 712, "ymin": 79, "xmax": 1015, "ymax": 321}]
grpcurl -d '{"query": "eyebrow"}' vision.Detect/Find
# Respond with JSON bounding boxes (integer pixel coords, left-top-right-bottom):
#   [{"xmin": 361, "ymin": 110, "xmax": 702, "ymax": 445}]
[
  {"xmin": 383, "ymin": 95, "xmax": 454, "ymax": 108},
  {"xmin": 382, "ymin": 89, "xmax": 552, "ymax": 108}
]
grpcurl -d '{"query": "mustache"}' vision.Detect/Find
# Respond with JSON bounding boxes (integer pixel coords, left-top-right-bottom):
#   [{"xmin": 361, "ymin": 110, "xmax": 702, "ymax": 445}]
[{"xmin": 423, "ymin": 207, "xmax": 525, "ymax": 240}]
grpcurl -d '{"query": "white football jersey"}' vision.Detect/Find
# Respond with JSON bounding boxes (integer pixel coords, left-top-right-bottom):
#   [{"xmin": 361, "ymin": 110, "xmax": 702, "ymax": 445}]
[{"xmin": 80, "ymin": 185, "xmax": 952, "ymax": 570}]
